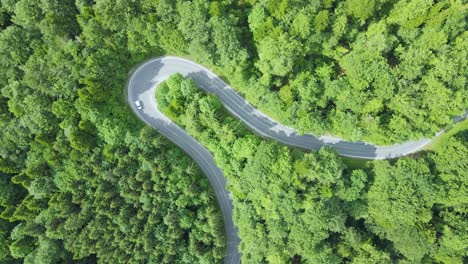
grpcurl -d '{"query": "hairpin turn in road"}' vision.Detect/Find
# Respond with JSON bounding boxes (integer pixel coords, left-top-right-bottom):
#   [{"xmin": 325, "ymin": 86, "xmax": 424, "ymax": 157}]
[{"xmin": 126, "ymin": 56, "xmax": 467, "ymax": 264}]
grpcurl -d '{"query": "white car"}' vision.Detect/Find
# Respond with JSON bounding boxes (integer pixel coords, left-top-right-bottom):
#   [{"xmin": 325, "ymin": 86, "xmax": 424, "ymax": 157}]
[{"xmin": 135, "ymin": 100, "xmax": 142, "ymax": 109}]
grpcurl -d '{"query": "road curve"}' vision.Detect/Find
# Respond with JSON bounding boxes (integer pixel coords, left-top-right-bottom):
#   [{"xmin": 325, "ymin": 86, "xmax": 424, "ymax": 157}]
[{"xmin": 126, "ymin": 56, "xmax": 467, "ymax": 263}]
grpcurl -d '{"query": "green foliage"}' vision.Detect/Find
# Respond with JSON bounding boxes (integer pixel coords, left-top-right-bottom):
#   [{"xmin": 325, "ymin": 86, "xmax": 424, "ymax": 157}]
[
  {"xmin": 157, "ymin": 73, "xmax": 468, "ymax": 263},
  {"xmin": 345, "ymin": 0, "xmax": 376, "ymax": 22},
  {"xmin": 256, "ymin": 32, "xmax": 302, "ymax": 78},
  {"xmin": 1, "ymin": 0, "xmax": 467, "ymax": 263},
  {"xmin": 0, "ymin": 1, "xmax": 225, "ymax": 262},
  {"xmin": 388, "ymin": 0, "xmax": 433, "ymax": 28},
  {"xmin": 235, "ymin": 0, "xmax": 467, "ymax": 144},
  {"xmin": 366, "ymin": 130, "xmax": 468, "ymax": 262},
  {"xmin": 314, "ymin": 10, "xmax": 330, "ymax": 31},
  {"xmin": 425, "ymin": 118, "xmax": 468, "ymax": 151},
  {"xmin": 368, "ymin": 160, "xmax": 436, "ymax": 260},
  {"xmin": 9, "ymin": 238, "xmax": 36, "ymax": 259},
  {"xmin": 126, "ymin": 0, "xmax": 466, "ymax": 145},
  {"xmin": 156, "ymin": 75, "xmax": 347, "ymax": 262}
]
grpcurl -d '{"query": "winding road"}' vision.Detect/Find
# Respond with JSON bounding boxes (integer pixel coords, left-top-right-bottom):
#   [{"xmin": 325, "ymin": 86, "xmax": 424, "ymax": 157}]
[{"xmin": 126, "ymin": 56, "xmax": 467, "ymax": 264}]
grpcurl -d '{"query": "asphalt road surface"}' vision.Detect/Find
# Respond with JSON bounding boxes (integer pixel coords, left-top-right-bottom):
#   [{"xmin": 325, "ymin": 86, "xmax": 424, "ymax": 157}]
[{"xmin": 126, "ymin": 56, "xmax": 468, "ymax": 264}]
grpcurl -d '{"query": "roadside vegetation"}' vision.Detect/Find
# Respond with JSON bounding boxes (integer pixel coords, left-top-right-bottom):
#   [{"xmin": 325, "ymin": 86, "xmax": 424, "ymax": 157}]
[
  {"xmin": 0, "ymin": 1, "xmax": 225, "ymax": 263},
  {"xmin": 156, "ymin": 74, "xmax": 467, "ymax": 263},
  {"xmin": 0, "ymin": 0, "xmax": 466, "ymax": 263},
  {"xmin": 150, "ymin": 0, "xmax": 467, "ymax": 145},
  {"xmin": 424, "ymin": 118, "xmax": 468, "ymax": 151}
]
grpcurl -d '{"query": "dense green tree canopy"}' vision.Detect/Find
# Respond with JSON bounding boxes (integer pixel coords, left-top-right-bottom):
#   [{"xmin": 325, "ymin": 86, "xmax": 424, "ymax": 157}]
[
  {"xmin": 0, "ymin": 1, "xmax": 225, "ymax": 262},
  {"xmin": 157, "ymin": 74, "xmax": 354, "ymax": 263},
  {"xmin": 156, "ymin": 74, "xmax": 468, "ymax": 263},
  {"xmin": 1, "ymin": 0, "xmax": 466, "ymax": 263},
  {"xmin": 366, "ymin": 131, "xmax": 468, "ymax": 263}
]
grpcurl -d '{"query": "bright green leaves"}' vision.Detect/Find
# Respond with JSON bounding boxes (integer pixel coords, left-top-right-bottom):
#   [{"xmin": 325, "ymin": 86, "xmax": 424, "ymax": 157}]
[
  {"xmin": 340, "ymin": 22, "xmax": 394, "ymax": 92},
  {"xmin": 433, "ymin": 210, "xmax": 468, "ymax": 263},
  {"xmin": 294, "ymin": 148, "xmax": 345, "ymax": 186},
  {"xmin": 156, "ymin": 74, "xmax": 373, "ymax": 263},
  {"xmin": 291, "ymin": 10, "xmax": 312, "ymax": 39},
  {"xmin": 365, "ymin": 131, "xmax": 468, "ymax": 262},
  {"xmin": 368, "ymin": 159, "xmax": 437, "ymax": 261},
  {"xmin": 240, "ymin": 0, "xmax": 468, "ymax": 144},
  {"xmin": 332, "ymin": 15, "xmax": 348, "ymax": 40},
  {"xmin": 429, "ymin": 131, "xmax": 468, "ymax": 209},
  {"xmin": 177, "ymin": 1, "xmax": 214, "ymax": 64},
  {"xmin": 388, "ymin": 0, "xmax": 434, "ymax": 28},
  {"xmin": 345, "ymin": 0, "xmax": 376, "ymax": 22},
  {"xmin": 10, "ymin": 0, "xmax": 43, "ymax": 29},
  {"xmin": 256, "ymin": 33, "xmax": 302, "ymax": 78},
  {"xmin": 369, "ymin": 159, "xmax": 436, "ymax": 227},
  {"xmin": 314, "ymin": 10, "xmax": 330, "ymax": 32},
  {"xmin": 156, "ymin": 73, "xmax": 199, "ymax": 120},
  {"xmin": 1, "ymin": 0, "xmax": 467, "ymax": 263},
  {"xmin": 157, "ymin": 22, "xmax": 187, "ymax": 55},
  {"xmin": 210, "ymin": 16, "xmax": 249, "ymax": 75},
  {"xmin": 0, "ymin": 1, "xmax": 229, "ymax": 262},
  {"xmin": 336, "ymin": 169, "xmax": 367, "ymax": 202}
]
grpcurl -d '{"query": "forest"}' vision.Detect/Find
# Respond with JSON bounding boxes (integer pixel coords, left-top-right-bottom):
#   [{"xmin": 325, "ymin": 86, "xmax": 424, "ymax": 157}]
[
  {"xmin": 156, "ymin": 74, "xmax": 467, "ymax": 263},
  {"xmin": 0, "ymin": 0, "xmax": 467, "ymax": 263}
]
